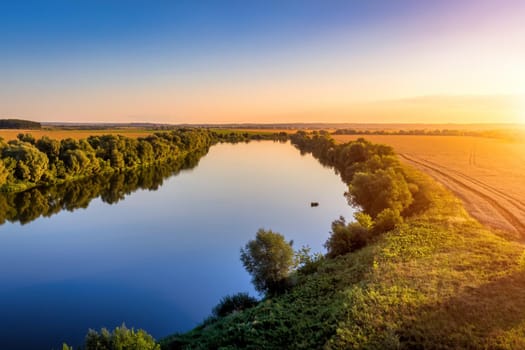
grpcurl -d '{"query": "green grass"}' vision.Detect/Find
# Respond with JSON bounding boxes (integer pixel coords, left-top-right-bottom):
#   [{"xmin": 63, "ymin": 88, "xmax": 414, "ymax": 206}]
[{"xmin": 162, "ymin": 163, "xmax": 525, "ymax": 349}]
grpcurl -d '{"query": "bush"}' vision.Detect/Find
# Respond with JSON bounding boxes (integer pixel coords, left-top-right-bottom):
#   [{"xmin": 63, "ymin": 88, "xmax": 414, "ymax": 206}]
[
  {"xmin": 212, "ymin": 293, "xmax": 259, "ymax": 318},
  {"xmin": 294, "ymin": 245, "xmax": 325, "ymax": 275},
  {"xmin": 373, "ymin": 208, "xmax": 403, "ymax": 234},
  {"xmin": 84, "ymin": 324, "xmax": 160, "ymax": 350},
  {"xmin": 348, "ymin": 168, "xmax": 413, "ymax": 218},
  {"xmin": 325, "ymin": 216, "xmax": 370, "ymax": 258}
]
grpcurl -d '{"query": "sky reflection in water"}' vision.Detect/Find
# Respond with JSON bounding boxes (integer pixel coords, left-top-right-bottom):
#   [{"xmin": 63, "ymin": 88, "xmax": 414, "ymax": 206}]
[{"xmin": 0, "ymin": 141, "xmax": 354, "ymax": 349}]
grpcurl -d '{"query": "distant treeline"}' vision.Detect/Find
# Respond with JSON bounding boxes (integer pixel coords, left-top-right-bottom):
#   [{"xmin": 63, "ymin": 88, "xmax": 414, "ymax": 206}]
[
  {"xmin": 0, "ymin": 119, "xmax": 41, "ymax": 129},
  {"xmin": 333, "ymin": 128, "xmax": 525, "ymax": 140},
  {"xmin": 214, "ymin": 130, "xmax": 288, "ymax": 143}
]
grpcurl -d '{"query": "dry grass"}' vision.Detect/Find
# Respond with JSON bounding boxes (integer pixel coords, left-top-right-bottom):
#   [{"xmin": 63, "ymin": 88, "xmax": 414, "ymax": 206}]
[
  {"xmin": 0, "ymin": 128, "xmax": 156, "ymax": 141},
  {"xmin": 333, "ymin": 135, "xmax": 525, "ymax": 238}
]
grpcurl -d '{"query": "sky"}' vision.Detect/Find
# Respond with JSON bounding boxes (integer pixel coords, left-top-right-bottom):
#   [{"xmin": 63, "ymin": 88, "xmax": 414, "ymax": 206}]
[{"xmin": 0, "ymin": 0, "xmax": 524, "ymax": 124}]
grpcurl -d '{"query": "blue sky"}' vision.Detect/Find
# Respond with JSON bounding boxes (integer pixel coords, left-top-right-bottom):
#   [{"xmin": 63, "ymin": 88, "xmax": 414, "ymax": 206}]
[{"xmin": 1, "ymin": 0, "xmax": 523, "ymax": 123}]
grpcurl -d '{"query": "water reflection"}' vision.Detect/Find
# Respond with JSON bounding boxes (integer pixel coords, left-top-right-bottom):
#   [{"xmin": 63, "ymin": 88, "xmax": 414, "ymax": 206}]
[
  {"xmin": 0, "ymin": 147, "xmax": 209, "ymax": 226},
  {"xmin": 0, "ymin": 141, "xmax": 354, "ymax": 349}
]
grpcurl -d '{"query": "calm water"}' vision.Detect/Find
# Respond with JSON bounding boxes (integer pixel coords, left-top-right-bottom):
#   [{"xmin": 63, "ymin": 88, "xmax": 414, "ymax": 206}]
[{"xmin": 0, "ymin": 141, "xmax": 354, "ymax": 349}]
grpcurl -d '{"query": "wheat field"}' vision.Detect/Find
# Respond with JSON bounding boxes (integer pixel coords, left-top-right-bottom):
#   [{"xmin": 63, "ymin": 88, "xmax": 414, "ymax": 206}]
[
  {"xmin": 0, "ymin": 129, "xmax": 156, "ymax": 141},
  {"xmin": 333, "ymin": 134, "xmax": 525, "ymax": 238}
]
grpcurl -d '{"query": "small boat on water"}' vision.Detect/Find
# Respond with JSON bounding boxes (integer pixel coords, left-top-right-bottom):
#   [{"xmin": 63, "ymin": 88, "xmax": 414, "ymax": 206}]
[{"xmin": 310, "ymin": 202, "xmax": 319, "ymax": 207}]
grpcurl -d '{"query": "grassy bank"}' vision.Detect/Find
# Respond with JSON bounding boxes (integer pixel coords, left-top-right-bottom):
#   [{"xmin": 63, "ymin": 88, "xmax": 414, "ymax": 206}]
[{"xmin": 162, "ymin": 137, "xmax": 525, "ymax": 349}]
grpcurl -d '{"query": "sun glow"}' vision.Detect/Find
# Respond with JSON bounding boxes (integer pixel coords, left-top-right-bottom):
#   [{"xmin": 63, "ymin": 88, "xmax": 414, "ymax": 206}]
[{"xmin": 520, "ymin": 97, "xmax": 525, "ymax": 124}]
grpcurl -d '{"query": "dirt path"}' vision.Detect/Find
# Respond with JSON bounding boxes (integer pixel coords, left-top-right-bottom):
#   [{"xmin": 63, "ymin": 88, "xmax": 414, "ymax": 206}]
[{"xmin": 399, "ymin": 153, "xmax": 525, "ymax": 238}]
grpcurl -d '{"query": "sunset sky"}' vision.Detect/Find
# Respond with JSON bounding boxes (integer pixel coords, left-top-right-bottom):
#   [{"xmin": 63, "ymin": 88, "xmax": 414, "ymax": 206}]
[{"xmin": 1, "ymin": 0, "xmax": 524, "ymax": 124}]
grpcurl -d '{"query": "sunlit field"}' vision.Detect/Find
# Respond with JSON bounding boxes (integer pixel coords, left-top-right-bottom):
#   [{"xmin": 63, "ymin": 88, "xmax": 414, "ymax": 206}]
[
  {"xmin": 0, "ymin": 128, "xmax": 156, "ymax": 141},
  {"xmin": 333, "ymin": 134, "xmax": 525, "ymax": 238}
]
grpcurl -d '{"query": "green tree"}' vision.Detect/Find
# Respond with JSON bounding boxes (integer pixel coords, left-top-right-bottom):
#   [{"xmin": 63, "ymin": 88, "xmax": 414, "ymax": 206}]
[
  {"xmin": 0, "ymin": 159, "xmax": 9, "ymax": 184},
  {"xmin": 348, "ymin": 168, "xmax": 413, "ymax": 218},
  {"xmin": 2, "ymin": 141, "xmax": 49, "ymax": 182},
  {"xmin": 36, "ymin": 136, "xmax": 60, "ymax": 163},
  {"xmin": 240, "ymin": 229, "xmax": 294, "ymax": 296}
]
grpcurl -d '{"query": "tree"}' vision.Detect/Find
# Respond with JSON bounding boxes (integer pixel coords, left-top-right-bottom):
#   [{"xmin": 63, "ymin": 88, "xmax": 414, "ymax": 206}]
[
  {"xmin": 36, "ymin": 136, "xmax": 60, "ymax": 163},
  {"xmin": 2, "ymin": 141, "xmax": 49, "ymax": 182},
  {"xmin": 324, "ymin": 216, "xmax": 369, "ymax": 258},
  {"xmin": 0, "ymin": 159, "xmax": 9, "ymax": 184},
  {"xmin": 373, "ymin": 208, "xmax": 403, "ymax": 234},
  {"xmin": 348, "ymin": 168, "xmax": 413, "ymax": 218},
  {"xmin": 240, "ymin": 229, "xmax": 294, "ymax": 296}
]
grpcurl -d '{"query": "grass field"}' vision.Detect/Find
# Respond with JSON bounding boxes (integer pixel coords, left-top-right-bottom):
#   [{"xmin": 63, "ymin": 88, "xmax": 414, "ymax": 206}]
[
  {"xmin": 333, "ymin": 135, "xmax": 525, "ymax": 238},
  {"xmin": 0, "ymin": 128, "xmax": 156, "ymax": 141}
]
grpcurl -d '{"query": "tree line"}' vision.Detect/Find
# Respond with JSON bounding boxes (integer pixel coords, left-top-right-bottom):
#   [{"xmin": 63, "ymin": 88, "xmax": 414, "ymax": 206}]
[
  {"xmin": 333, "ymin": 127, "xmax": 525, "ymax": 140},
  {"xmin": 0, "ymin": 119, "xmax": 41, "ymax": 129},
  {"xmin": 290, "ymin": 130, "xmax": 432, "ymax": 258},
  {"xmin": 0, "ymin": 129, "xmax": 214, "ymax": 193},
  {"xmin": 0, "ymin": 129, "xmax": 290, "ymax": 194}
]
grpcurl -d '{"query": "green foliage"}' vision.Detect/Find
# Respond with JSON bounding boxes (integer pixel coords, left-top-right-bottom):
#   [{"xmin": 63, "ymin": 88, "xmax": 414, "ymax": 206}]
[
  {"xmin": 293, "ymin": 245, "xmax": 323, "ymax": 271},
  {"xmin": 373, "ymin": 208, "xmax": 403, "ymax": 234},
  {"xmin": 0, "ymin": 129, "xmax": 217, "ymax": 193},
  {"xmin": 2, "ymin": 140, "xmax": 49, "ymax": 182},
  {"xmin": 17, "ymin": 132, "xmax": 36, "ymax": 144},
  {"xmin": 0, "ymin": 153, "xmax": 206, "ymax": 225},
  {"xmin": 324, "ymin": 216, "xmax": 370, "ymax": 258},
  {"xmin": 240, "ymin": 229, "xmax": 295, "ymax": 296},
  {"xmin": 349, "ymin": 168, "xmax": 413, "ymax": 218},
  {"xmin": 212, "ymin": 293, "xmax": 259, "ymax": 318},
  {"xmin": 85, "ymin": 324, "xmax": 160, "ymax": 350},
  {"xmin": 0, "ymin": 159, "xmax": 8, "ymax": 184},
  {"xmin": 354, "ymin": 211, "xmax": 373, "ymax": 230},
  {"xmin": 212, "ymin": 130, "xmax": 289, "ymax": 143},
  {"xmin": 0, "ymin": 128, "xmax": 288, "ymax": 194},
  {"xmin": 36, "ymin": 136, "xmax": 60, "ymax": 162}
]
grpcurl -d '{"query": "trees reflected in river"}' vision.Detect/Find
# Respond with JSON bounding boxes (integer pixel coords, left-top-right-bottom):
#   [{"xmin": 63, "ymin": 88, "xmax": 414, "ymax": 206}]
[{"xmin": 0, "ymin": 147, "xmax": 209, "ymax": 226}]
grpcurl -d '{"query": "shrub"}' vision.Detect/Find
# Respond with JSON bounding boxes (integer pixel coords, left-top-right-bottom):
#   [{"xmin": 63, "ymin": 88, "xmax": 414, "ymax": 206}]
[
  {"xmin": 212, "ymin": 293, "xmax": 259, "ymax": 318},
  {"xmin": 373, "ymin": 208, "xmax": 403, "ymax": 234},
  {"xmin": 294, "ymin": 245, "xmax": 325, "ymax": 275},
  {"xmin": 84, "ymin": 324, "xmax": 160, "ymax": 350},
  {"xmin": 325, "ymin": 216, "xmax": 370, "ymax": 258}
]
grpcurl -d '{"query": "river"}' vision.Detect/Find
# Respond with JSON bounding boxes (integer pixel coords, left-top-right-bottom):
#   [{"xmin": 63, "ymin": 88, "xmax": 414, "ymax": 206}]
[{"xmin": 0, "ymin": 141, "xmax": 354, "ymax": 349}]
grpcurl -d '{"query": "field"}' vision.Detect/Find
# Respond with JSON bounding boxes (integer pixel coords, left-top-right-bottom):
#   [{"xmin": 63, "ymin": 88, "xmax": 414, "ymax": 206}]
[
  {"xmin": 333, "ymin": 134, "xmax": 525, "ymax": 238},
  {"xmin": 0, "ymin": 128, "xmax": 156, "ymax": 141},
  {"xmin": 0, "ymin": 128, "xmax": 299, "ymax": 142}
]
